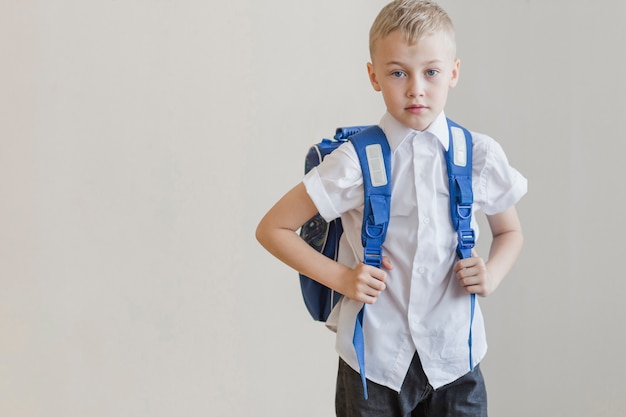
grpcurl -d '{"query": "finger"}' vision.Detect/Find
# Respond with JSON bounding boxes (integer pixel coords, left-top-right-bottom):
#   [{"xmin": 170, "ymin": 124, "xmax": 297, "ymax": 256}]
[
  {"xmin": 370, "ymin": 278, "xmax": 386, "ymax": 291},
  {"xmin": 454, "ymin": 257, "xmax": 473, "ymax": 273},
  {"xmin": 459, "ymin": 277, "xmax": 481, "ymax": 295},
  {"xmin": 365, "ymin": 264, "xmax": 388, "ymax": 284},
  {"xmin": 459, "ymin": 274, "xmax": 476, "ymax": 287},
  {"xmin": 360, "ymin": 284, "xmax": 383, "ymax": 304},
  {"xmin": 363, "ymin": 292, "xmax": 381, "ymax": 304},
  {"xmin": 358, "ymin": 270, "xmax": 387, "ymax": 295},
  {"xmin": 363, "ymin": 271, "xmax": 386, "ymax": 291},
  {"xmin": 464, "ymin": 283, "xmax": 485, "ymax": 296},
  {"xmin": 354, "ymin": 267, "xmax": 386, "ymax": 290},
  {"xmin": 381, "ymin": 256, "xmax": 394, "ymax": 270},
  {"xmin": 456, "ymin": 264, "xmax": 475, "ymax": 280}
]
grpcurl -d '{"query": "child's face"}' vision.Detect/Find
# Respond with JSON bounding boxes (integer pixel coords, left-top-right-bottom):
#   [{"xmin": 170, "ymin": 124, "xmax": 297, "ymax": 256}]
[{"xmin": 367, "ymin": 30, "xmax": 460, "ymax": 131}]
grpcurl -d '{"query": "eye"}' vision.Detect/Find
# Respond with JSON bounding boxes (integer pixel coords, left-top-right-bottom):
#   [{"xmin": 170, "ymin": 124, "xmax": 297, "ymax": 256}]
[
  {"xmin": 426, "ymin": 69, "xmax": 439, "ymax": 77},
  {"xmin": 391, "ymin": 70, "xmax": 407, "ymax": 78}
]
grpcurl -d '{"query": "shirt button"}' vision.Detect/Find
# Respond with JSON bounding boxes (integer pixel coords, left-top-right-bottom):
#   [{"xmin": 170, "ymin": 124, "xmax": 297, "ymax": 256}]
[
  {"xmin": 423, "ymin": 217, "xmax": 430, "ymax": 224},
  {"xmin": 418, "ymin": 266, "xmax": 425, "ymax": 274}
]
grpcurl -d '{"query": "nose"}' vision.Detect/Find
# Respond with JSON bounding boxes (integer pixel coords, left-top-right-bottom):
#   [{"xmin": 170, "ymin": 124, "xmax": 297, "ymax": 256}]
[{"xmin": 406, "ymin": 76, "xmax": 424, "ymax": 98}]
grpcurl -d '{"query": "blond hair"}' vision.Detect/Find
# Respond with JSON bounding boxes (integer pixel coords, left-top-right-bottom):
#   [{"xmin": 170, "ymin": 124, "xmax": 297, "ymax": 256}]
[{"xmin": 369, "ymin": 0, "xmax": 456, "ymax": 57}]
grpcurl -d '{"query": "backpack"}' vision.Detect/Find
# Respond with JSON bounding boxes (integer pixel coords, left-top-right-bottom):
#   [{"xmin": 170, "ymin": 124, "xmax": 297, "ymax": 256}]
[
  {"xmin": 299, "ymin": 125, "xmax": 391, "ymax": 321},
  {"xmin": 299, "ymin": 119, "xmax": 475, "ymax": 398}
]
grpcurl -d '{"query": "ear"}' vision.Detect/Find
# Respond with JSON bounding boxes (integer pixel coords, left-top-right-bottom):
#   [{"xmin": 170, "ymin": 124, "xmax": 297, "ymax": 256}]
[
  {"xmin": 367, "ymin": 62, "xmax": 381, "ymax": 92},
  {"xmin": 449, "ymin": 58, "xmax": 460, "ymax": 88}
]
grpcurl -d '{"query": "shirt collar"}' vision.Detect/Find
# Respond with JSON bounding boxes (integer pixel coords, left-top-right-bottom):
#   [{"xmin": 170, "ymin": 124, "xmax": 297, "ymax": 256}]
[{"xmin": 379, "ymin": 111, "xmax": 450, "ymax": 152}]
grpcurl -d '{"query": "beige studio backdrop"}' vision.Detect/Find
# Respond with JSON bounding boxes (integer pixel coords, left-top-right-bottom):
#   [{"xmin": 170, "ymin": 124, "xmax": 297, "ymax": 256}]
[{"xmin": 2, "ymin": 1, "xmax": 625, "ymax": 416}]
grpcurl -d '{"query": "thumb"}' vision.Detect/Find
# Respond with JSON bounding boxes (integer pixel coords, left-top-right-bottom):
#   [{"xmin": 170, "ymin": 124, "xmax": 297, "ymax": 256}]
[{"xmin": 382, "ymin": 255, "xmax": 393, "ymax": 270}]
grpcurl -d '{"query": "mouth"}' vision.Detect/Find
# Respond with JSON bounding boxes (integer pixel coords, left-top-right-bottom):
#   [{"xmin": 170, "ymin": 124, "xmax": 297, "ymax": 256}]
[{"xmin": 406, "ymin": 104, "xmax": 427, "ymax": 114}]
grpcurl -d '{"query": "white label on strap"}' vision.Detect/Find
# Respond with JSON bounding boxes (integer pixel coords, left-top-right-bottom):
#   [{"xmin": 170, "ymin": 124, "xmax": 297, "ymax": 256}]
[
  {"xmin": 451, "ymin": 126, "xmax": 467, "ymax": 167},
  {"xmin": 365, "ymin": 144, "xmax": 388, "ymax": 187}
]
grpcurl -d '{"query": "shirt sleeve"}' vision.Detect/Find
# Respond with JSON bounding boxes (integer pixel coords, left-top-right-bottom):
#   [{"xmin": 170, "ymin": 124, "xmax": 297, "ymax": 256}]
[
  {"xmin": 473, "ymin": 133, "xmax": 528, "ymax": 215},
  {"xmin": 302, "ymin": 142, "xmax": 365, "ymax": 222}
]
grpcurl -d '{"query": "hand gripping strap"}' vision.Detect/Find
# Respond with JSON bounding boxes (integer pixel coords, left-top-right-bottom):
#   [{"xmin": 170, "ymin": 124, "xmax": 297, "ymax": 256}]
[
  {"xmin": 446, "ymin": 119, "xmax": 476, "ymax": 371},
  {"xmin": 349, "ymin": 126, "xmax": 392, "ymax": 399}
]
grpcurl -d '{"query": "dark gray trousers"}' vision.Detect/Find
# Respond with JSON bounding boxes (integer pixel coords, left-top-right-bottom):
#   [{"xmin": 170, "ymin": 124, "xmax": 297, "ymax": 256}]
[{"xmin": 335, "ymin": 353, "xmax": 487, "ymax": 417}]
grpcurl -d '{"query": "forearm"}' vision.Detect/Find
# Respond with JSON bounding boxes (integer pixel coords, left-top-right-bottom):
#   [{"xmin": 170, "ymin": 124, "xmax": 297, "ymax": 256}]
[
  {"xmin": 256, "ymin": 223, "xmax": 350, "ymax": 291},
  {"xmin": 485, "ymin": 228, "xmax": 524, "ymax": 291},
  {"xmin": 255, "ymin": 182, "xmax": 350, "ymax": 292},
  {"xmin": 471, "ymin": 205, "xmax": 524, "ymax": 296},
  {"xmin": 256, "ymin": 182, "xmax": 389, "ymax": 304}
]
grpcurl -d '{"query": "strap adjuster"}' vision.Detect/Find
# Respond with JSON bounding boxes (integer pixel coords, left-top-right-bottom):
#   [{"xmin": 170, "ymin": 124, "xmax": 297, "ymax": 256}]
[
  {"xmin": 363, "ymin": 248, "xmax": 382, "ymax": 267},
  {"xmin": 457, "ymin": 228, "xmax": 475, "ymax": 249}
]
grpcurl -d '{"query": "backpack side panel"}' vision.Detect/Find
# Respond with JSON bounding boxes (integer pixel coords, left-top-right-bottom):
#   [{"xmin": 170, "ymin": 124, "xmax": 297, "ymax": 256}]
[{"xmin": 299, "ymin": 139, "xmax": 345, "ymax": 321}]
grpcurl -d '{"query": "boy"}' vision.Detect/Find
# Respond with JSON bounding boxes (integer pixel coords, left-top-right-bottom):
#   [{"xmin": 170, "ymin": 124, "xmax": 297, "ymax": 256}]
[{"xmin": 256, "ymin": 0, "xmax": 527, "ymax": 415}]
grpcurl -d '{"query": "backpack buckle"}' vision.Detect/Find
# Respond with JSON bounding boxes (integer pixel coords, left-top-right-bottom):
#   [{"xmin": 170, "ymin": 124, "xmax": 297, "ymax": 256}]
[
  {"xmin": 363, "ymin": 248, "xmax": 382, "ymax": 267},
  {"xmin": 457, "ymin": 228, "xmax": 475, "ymax": 249}
]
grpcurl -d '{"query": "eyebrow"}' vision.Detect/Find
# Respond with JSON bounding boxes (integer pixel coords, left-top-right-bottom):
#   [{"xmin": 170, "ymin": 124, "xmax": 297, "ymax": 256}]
[{"xmin": 384, "ymin": 59, "xmax": 445, "ymax": 67}]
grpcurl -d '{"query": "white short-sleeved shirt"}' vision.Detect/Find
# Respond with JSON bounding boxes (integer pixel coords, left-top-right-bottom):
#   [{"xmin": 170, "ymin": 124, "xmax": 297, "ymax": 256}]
[{"xmin": 303, "ymin": 112, "xmax": 527, "ymax": 391}]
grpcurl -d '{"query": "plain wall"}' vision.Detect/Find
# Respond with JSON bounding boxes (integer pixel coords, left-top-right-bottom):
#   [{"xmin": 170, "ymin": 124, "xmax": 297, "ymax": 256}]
[{"xmin": 2, "ymin": 1, "xmax": 625, "ymax": 416}]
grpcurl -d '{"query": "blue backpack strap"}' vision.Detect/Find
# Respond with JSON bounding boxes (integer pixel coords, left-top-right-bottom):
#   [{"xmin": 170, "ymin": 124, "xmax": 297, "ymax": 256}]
[
  {"xmin": 350, "ymin": 126, "xmax": 392, "ymax": 269},
  {"xmin": 446, "ymin": 118, "xmax": 476, "ymax": 371},
  {"xmin": 348, "ymin": 125, "xmax": 392, "ymax": 400}
]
